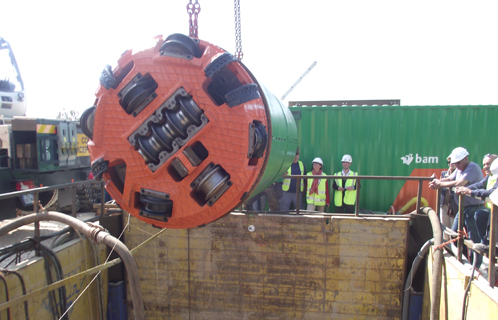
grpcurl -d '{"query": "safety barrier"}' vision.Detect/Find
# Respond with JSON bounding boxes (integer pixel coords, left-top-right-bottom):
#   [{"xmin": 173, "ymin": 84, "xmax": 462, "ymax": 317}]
[
  {"xmin": 0, "ymin": 180, "xmax": 105, "ymax": 253},
  {"xmin": 285, "ymin": 174, "xmax": 432, "ymax": 216},
  {"xmin": 434, "ymin": 188, "xmax": 497, "ymax": 288},
  {"xmin": 0, "ymin": 180, "xmax": 105, "ymax": 216}
]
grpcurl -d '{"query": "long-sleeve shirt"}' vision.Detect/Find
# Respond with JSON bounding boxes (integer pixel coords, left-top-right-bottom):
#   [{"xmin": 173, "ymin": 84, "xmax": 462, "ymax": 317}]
[{"xmin": 467, "ymin": 175, "xmax": 498, "ymax": 199}]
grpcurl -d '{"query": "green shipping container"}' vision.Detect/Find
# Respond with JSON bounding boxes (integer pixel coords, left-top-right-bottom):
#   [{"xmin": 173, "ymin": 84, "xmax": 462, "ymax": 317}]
[{"xmin": 289, "ymin": 104, "xmax": 498, "ymax": 213}]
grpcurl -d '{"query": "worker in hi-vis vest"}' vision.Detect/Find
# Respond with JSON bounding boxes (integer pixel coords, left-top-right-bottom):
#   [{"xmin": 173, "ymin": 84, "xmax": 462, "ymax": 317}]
[
  {"xmin": 333, "ymin": 154, "xmax": 357, "ymax": 213},
  {"xmin": 305, "ymin": 157, "xmax": 329, "ymax": 212},
  {"xmin": 455, "ymin": 154, "xmax": 498, "ymax": 258},
  {"xmin": 281, "ymin": 147, "xmax": 306, "ymax": 211}
]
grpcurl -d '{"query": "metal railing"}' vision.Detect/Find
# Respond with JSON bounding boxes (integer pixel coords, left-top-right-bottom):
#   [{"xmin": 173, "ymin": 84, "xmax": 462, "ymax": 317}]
[
  {"xmin": 288, "ymin": 174, "xmax": 433, "ymax": 216},
  {"xmin": 0, "ymin": 180, "xmax": 106, "ymax": 255},
  {"xmin": 0, "ymin": 180, "xmax": 105, "ymax": 217},
  {"xmin": 435, "ymin": 188, "xmax": 497, "ymax": 287}
]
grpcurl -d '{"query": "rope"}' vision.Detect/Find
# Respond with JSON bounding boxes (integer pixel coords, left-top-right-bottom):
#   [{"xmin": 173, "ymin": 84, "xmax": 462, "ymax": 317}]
[
  {"xmin": 57, "ymin": 218, "xmax": 130, "ymax": 320},
  {"xmin": 57, "ymin": 213, "xmax": 166, "ymax": 320},
  {"xmin": 433, "ymin": 229, "xmax": 467, "ymax": 252}
]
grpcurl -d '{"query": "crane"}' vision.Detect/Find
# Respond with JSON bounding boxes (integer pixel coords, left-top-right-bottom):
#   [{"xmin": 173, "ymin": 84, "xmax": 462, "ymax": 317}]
[{"xmin": 281, "ymin": 61, "xmax": 317, "ymax": 101}]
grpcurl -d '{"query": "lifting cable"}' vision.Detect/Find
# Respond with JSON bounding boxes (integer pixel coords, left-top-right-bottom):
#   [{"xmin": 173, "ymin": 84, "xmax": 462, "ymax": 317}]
[
  {"xmin": 187, "ymin": 0, "xmax": 201, "ymax": 38},
  {"xmin": 234, "ymin": 0, "xmax": 243, "ymax": 60},
  {"xmin": 187, "ymin": 0, "xmax": 243, "ymax": 59}
]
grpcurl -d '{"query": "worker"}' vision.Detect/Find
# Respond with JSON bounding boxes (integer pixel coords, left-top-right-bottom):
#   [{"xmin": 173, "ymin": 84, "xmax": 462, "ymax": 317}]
[
  {"xmin": 305, "ymin": 157, "xmax": 329, "ymax": 212},
  {"xmin": 243, "ymin": 191, "xmax": 266, "ymax": 211},
  {"xmin": 332, "ymin": 154, "xmax": 358, "ymax": 213},
  {"xmin": 455, "ymin": 154, "xmax": 498, "ymax": 268},
  {"xmin": 440, "ymin": 155, "xmax": 458, "ymax": 232},
  {"xmin": 280, "ymin": 147, "xmax": 306, "ymax": 211},
  {"xmin": 429, "ymin": 147, "xmax": 484, "ymax": 265}
]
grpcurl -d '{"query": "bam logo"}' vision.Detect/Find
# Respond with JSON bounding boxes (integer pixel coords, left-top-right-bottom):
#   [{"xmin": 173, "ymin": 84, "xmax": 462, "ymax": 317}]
[
  {"xmin": 401, "ymin": 154, "xmax": 414, "ymax": 165},
  {"xmin": 401, "ymin": 153, "xmax": 438, "ymax": 165}
]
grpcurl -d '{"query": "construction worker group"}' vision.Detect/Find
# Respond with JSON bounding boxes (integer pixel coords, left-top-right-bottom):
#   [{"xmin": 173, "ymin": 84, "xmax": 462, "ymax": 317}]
[
  {"xmin": 429, "ymin": 147, "xmax": 498, "ymax": 273},
  {"xmin": 280, "ymin": 149, "xmax": 357, "ymax": 213}
]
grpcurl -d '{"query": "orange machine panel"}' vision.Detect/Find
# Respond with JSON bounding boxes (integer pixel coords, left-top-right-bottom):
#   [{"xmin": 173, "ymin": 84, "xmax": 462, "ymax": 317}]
[{"xmin": 84, "ymin": 34, "xmax": 270, "ymax": 229}]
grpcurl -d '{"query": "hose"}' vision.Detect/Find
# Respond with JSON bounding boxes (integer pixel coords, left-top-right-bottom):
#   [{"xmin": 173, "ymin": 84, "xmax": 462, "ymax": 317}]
[
  {"xmin": 0, "ymin": 211, "xmax": 145, "ymax": 320},
  {"xmin": 29, "ymin": 239, "xmax": 68, "ymax": 320},
  {"xmin": 5, "ymin": 271, "xmax": 28, "ymax": 320},
  {"xmin": 74, "ymin": 230, "xmax": 95, "ymax": 320},
  {"xmin": 90, "ymin": 240, "xmax": 106, "ymax": 320},
  {"xmin": 0, "ymin": 270, "xmax": 29, "ymax": 320},
  {"xmin": 398, "ymin": 197, "xmax": 429, "ymax": 214},
  {"xmin": 40, "ymin": 243, "xmax": 60, "ymax": 319},
  {"xmin": 420, "ymin": 206, "xmax": 444, "ymax": 320},
  {"xmin": 462, "ymin": 251, "xmax": 478, "ymax": 320},
  {"xmin": 43, "ymin": 189, "xmax": 59, "ymax": 210},
  {"xmin": 0, "ymin": 271, "xmax": 10, "ymax": 320},
  {"xmin": 75, "ymin": 229, "xmax": 106, "ymax": 320},
  {"xmin": 0, "ymin": 238, "xmax": 68, "ymax": 320},
  {"xmin": 403, "ymin": 207, "xmax": 443, "ymax": 320},
  {"xmin": 401, "ymin": 239, "xmax": 434, "ymax": 320}
]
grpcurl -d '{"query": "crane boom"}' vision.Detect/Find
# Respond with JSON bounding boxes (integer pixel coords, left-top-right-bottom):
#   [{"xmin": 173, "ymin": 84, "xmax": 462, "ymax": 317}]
[{"xmin": 280, "ymin": 61, "xmax": 317, "ymax": 101}]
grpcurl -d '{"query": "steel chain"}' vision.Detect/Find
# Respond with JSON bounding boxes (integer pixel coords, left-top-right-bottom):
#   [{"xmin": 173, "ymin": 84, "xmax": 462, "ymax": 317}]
[
  {"xmin": 187, "ymin": 0, "xmax": 201, "ymax": 38},
  {"xmin": 234, "ymin": 0, "xmax": 243, "ymax": 60}
]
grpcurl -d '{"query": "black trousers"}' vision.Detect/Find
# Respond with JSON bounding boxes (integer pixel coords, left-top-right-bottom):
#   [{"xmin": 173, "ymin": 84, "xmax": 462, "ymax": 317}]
[{"xmin": 336, "ymin": 204, "xmax": 355, "ymax": 213}]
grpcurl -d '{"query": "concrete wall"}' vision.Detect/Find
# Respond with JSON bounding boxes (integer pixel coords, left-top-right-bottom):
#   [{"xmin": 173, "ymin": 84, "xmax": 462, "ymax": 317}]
[
  {"xmin": 423, "ymin": 251, "xmax": 498, "ymax": 320},
  {"xmin": 124, "ymin": 212, "xmax": 410, "ymax": 319}
]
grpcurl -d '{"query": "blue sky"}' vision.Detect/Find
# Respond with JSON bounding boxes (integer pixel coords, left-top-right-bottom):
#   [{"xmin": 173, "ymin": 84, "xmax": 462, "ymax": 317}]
[{"xmin": 2, "ymin": 0, "xmax": 498, "ymax": 119}]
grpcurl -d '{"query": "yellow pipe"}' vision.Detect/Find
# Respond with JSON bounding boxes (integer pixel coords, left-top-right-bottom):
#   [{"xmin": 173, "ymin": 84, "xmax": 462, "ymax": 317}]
[{"xmin": 398, "ymin": 197, "xmax": 428, "ymax": 214}]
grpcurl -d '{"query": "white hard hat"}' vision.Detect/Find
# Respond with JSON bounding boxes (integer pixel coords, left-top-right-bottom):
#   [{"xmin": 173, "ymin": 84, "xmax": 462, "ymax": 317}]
[
  {"xmin": 490, "ymin": 188, "xmax": 498, "ymax": 206},
  {"xmin": 487, "ymin": 159, "xmax": 498, "ymax": 206},
  {"xmin": 450, "ymin": 147, "xmax": 469, "ymax": 163},
  {"xmin": 312, "ymin": 157, "xmax": 323, "ymax": 165},
  {"xmin": 341, "ymin": 154, "xmax": 352, "ymax": 163},
  {"xmin": 490, "ymin": 158, "xmax": 498, "ymax": 177}
]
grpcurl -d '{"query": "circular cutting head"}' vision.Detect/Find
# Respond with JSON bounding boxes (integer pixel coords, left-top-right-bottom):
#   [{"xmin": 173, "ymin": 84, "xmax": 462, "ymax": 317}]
[{"xmin": 88, "ymin": 34, "xmax": 285, "ymax": 229}]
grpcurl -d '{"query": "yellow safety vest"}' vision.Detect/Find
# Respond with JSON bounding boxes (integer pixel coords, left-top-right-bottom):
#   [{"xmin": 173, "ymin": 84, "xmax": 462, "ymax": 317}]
[
  {"xmin": 306, "ymin": 172, "xmax": 327, "ymax": 206},
  {"xmin": 334, "ymin": 171, "xmax": 357, "ymax": 206},
  {"xmin": 485, "ymin": 175, "xmax": 498, "ymax": 209},
  {"xmin": 282, "ymin": 161, "xmax": 305, "ymax": 192}
]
